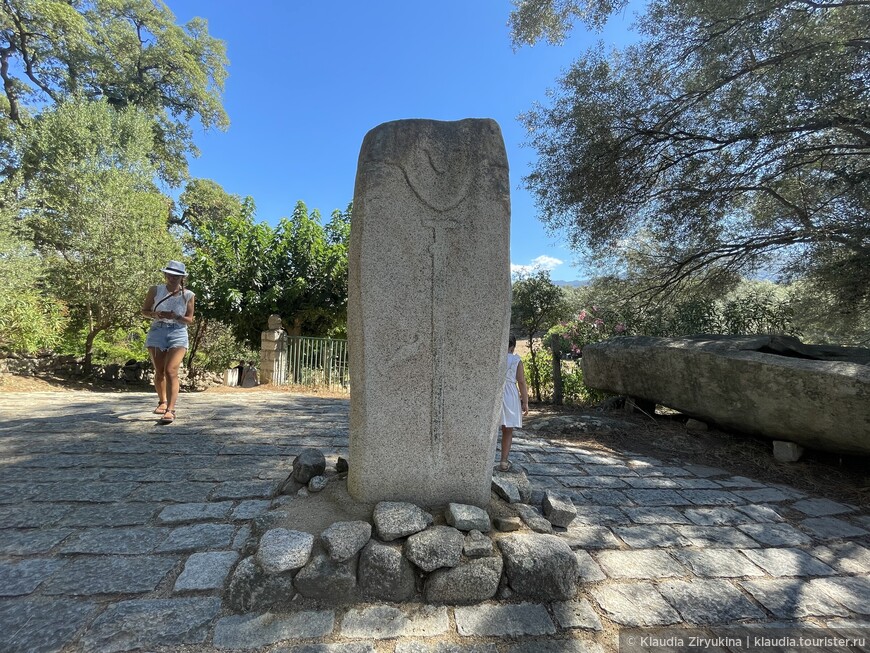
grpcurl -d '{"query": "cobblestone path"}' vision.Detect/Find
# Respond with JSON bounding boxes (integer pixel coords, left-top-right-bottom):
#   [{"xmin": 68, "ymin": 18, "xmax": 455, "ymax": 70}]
[{"xmin": 0, "ymin": 391, "xmax": 868, "ymax": 652}]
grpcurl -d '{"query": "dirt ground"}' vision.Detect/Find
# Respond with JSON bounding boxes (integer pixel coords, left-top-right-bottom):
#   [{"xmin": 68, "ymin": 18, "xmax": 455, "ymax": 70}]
[{"xmin": 2, "ymin": 373, "xmax": 867, "ymax": 508}]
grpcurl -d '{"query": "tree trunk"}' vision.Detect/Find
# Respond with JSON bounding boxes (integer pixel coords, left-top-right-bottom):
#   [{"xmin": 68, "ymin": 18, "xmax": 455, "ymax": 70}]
[
  {"xmin": 551, "ymin": 338, "xmax": 563, "ymax": 406},
  {"xmin": 83, "ymin": 328, "xmax": 100, "ymax": 374},
  {"xmin": 527, "ymin": 335, "xmax": 542, "ymax": 403},
  {"xmin": 186, "ymin": 318, "xmax": 208, "ymax": 373}
]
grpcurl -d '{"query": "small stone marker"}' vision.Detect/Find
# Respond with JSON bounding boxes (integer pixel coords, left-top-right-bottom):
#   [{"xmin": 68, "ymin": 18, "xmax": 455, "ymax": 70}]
[
  {"xmin": 543, "ymin": 490, "xmax": 578, "ymax": 528},
  {"xmin": 347, "ymin": 118, "xmax": 511, "ymax": 507},
  {"xmin": 773, "ymin": 440, "xmax": 804, "ymax": 462}
]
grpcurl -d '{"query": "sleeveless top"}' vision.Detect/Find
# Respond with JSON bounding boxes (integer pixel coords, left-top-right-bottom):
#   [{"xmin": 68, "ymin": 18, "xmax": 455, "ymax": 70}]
[
  {"xmin": 151, "ymin": 284, "xmax": 193, "ymax": 324},
  {"xmin": 505, "ymin": 353, "xmax": 521, "ymax": 385}
]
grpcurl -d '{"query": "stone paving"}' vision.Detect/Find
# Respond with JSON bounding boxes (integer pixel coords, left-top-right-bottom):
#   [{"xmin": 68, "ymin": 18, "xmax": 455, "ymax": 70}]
[{"xmin": 1, "ymin": 391, "xmax": 869, "ymax": 653}]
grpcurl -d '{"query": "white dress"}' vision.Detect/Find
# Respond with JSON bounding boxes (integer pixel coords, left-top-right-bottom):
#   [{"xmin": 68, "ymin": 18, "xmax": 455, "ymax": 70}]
[{"xmin": 501, "ymin": 353, "xmax": 522, "ymax": 428}]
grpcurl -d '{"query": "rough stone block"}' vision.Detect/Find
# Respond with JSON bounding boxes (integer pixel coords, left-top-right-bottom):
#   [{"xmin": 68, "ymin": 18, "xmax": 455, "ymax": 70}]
[
  {"xmin": 498, "ymin": 534, "xmax": 578, "ymax": 601},
  {"xmin": 514, "ymin": 504, "xmax": 553, "ymax": 533},
  {"xmin": 293, "ymin": 552, "xmax": 358, "ymax": 600},
  {"xmin": 347, "ymin": 118, "xmax": 511, "ymax": 507},
  {"xmin": 773, "ymin": 440, "xmax": 804, "ymax": 462},
  {"xmin": 256, "ymin": 529, "xmax": 314, "ymax": 574},
  {"xmin": 542, "ymin": 491, "xmax": 577, "ymax": 528},
  {"xmin": 425, "ymin": 555, "xmax": 502, "ymax": 604},
  {"xmin": 445, "ymin": 503, "xmax": 491, "ymax": 532},
  {"xmin": 357, "ymin": 539, "xmax": 417, "ymax": 601},
  {"xmin": 225, "ymin": 555, "xmax": 295, "ymax": 613},
  {"xmin": 322, "ymin": 521, "xmax": 372, "ymax": 562},
  {"xmin": 373, "ymin": 501, "xmax": 433, "ymax": 541},
  {"xmin": 463, "ymin": 530, "xmax": 494, "ymax": 558},
  {"xmin": 404, "ymin": 525, "xmax": 464, "ymax": 572},
  {"xmin": 292, "ymin": 448, "xmax": 326, "ymax": 484}
]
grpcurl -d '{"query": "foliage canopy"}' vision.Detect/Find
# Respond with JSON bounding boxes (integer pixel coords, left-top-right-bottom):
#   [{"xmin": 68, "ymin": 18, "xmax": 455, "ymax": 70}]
[{"xmin": 511, "ymin": 0, "xmax": 870, "ymax": 325}]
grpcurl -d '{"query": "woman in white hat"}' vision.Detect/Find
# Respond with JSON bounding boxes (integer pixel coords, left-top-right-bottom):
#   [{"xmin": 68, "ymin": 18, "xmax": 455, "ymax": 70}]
[{"xmin": 141, "ymin": 261, "xmax": 196, "ymax": 423}]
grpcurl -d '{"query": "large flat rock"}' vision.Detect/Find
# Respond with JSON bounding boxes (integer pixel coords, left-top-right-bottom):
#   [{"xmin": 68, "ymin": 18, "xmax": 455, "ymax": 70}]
[{"xmin": 581, "ymin": 335, "xmax": 870, "ymax": 455}]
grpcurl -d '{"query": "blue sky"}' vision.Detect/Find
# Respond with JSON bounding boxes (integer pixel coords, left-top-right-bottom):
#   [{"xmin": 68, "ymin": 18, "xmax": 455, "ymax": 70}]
[{"xmin": 166, "ymin": 1, "xmax": 638, "ymax": 282}]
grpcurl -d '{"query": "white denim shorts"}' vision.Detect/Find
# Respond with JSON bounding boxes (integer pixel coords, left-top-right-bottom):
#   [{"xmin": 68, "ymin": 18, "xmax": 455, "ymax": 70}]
[{"xmin": 145, "ymin": 322, "xmax": 189, "ymax": 351}]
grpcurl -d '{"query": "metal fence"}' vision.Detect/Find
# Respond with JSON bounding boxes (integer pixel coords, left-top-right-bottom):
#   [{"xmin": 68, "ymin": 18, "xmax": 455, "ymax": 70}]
[{"xmin": 284, "ymin": 336, "xmax": 349, "ymax": 391}]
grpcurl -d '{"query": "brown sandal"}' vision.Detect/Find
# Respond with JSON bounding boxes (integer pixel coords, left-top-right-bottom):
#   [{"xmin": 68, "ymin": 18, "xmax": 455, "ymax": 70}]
[
  {"xmin": 159, "ymin": 410, "xmax": 175, "ymax": 424},
  {"xmin": 153, "ymin": 402, "xmax": 167, "ymax": 415}
]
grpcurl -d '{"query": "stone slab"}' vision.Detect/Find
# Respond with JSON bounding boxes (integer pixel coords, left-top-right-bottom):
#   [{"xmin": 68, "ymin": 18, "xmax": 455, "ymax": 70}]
[
  {"xmin": 213, "ymin": 611, "xmax": 336, "ymax": 649},
  {"xmin": 590, "ymin": 582, "xmax": 681, "ymax": 626},
  {"xmin": 575, "ymin": 550, "xmax": 607, "ymax": 582},
  {"xmin": 739, "ymin": 578, "xmax": 852, "ymax": 619},
  {"xmin": 60, "ymin": 503, "xmax": 160, "ymax": 527},
  {"xmin": 809, "ymin": 542, "xmax": 870, "ymax": 574},
  {"xmin": 558, "ymin": 526, "xmax": 622, "ymax": 549},
  {"xmin": 59, "ymin": 527, "xmax": 169, "ymax": 554},
  {"xmin": 791, "ymin": 498, "xmax": 855, "ymax": 516},
  {"xmin": 801, "ymin": 516, "xmax": 869, "ymax": 540},
  {"xmin": 155, "ymin": 523, "xmax": 236, "ymax": 553},
  {"xmin": 808, "ymin": 576, "xmax": 870, "ymax": 614},
  {"xmin": 341, "ymin": 605, "xmax": 449, "ymax": 639},
  {"xmin": 674, "ymin": 525, "xmax": 760, "ymax": 548},
  {"xmin": 672, "ymin": 549, "xmax": 765, "ymax": 577},
  {"xmin": 0, "ymin": 559, "xmax": 66, "ymax": 596},
  {"xmin": 613, "ymin": 525, "xmax": 692, "ymax": 548},
  {"xmin": 658, "ymin": 579, "xmax": 767, "ymax": 624},
  {"xmin": 80, "ymin": 597, "xmax": 222, "ymax": 652},
  {"xmin": 347, "ymin": 118, "xmax": 511, "ymax": 507},
  {"xmin": 0, "ymin": 528, "xmax": 74, "ymax": 555},
  {"xmin": 551, "ymin": 599, "xmax": 604, "ymax": 631},
  {"xmin": 595, "ymin": 550, "xmax": 686, "ymax": 579},
  {"xmin": 741, "ymin": 548, "xmax": 838, "ymax": 577},
  {"xmin": 40, "ymin": 555, "xmax": 178, "ymax": 595},
  {"xmin": 0, "ymin": 598, "xmax": 96, "ymax": 653},
  {"xmin": 454, "ymin": 603, "xmax": 556, "ymax": 637},
  {"xmin": 157, "ymin": 502, "xmax": 234, "ymax": 523},
  {"xmin": 174, "ymin": 551, "xmax": 239, "ymax": 591},
  {"xmin": 395, "ymin": 644, "xmax": 497, "ymax": 653},
  {"xmin": 625, "ymin": 507, "xmax": 691, "ymax": 524},
  {"xmin": 736, "ymin": 523, "xmax": 812, "ymax": 546}
]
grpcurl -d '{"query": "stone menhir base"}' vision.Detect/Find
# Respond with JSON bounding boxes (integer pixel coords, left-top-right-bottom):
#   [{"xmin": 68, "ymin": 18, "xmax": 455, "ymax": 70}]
[
  {"xmin": 347, "ymin": 118, "xmax": 512, "ymax": 507},
  {"xmin": 226, "ymin": 459, "xmax": 580, "ymax": 611}
]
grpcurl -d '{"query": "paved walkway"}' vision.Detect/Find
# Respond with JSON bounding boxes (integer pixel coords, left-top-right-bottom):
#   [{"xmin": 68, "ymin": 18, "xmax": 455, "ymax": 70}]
[{"xmin": 0, "ymin": 391, "xmax": 868, "ymax": 653}]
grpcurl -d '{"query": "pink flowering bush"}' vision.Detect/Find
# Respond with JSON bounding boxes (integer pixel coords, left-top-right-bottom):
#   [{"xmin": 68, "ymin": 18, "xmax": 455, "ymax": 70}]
[{"xmin": 547, "ymin": 305, "xmax": 630, "ymax": 359}]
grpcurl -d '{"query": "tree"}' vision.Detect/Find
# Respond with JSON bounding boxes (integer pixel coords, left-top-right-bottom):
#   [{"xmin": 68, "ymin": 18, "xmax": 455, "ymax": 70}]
[
  {"xmin": 511, "ymin": 0, "xmax": 870, "ymax": 329},
  {"xmin": 0, "ymin": 181, "xmax": 67, "ymax": 352},
  {"xmin": 0, "ymin": 0, "xmax": 229, "ymax": 184},
  {"xmin": 270, "ymin": 202, "xmax": 350, "ymax": 338},
  {"xmin": 510, "ymin": 269, "xmax": 569, "ymax": 401},
  {"xmin": 181, "ymin": 191, "xmax": 350, "ymax": 351},
  {"xmin": 20, "ymin": 99, "xmax": 177, "ymax": 368}
]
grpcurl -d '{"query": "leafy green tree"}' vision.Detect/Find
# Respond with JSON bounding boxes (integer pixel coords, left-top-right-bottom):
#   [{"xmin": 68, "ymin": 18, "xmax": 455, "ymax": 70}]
[
  {"xmin": 0, "ymin": 185, "xmax": 67, "ymax": 352},
  {"xmin": 0, "ymin": 0, "xmax": 229, "ymax": 184},
  {"xmin": 20, "ymin": 99, "xmax": 177, "ymax": 368},
  {"xmin": 270, "ymin": 202, "xmax": 350, "ymax": 338},
  {"xmin": 511, "ymin": 0, "xmax": 870, "ymax": 323},
  {"xmin": 510, "ymin": 269, "xmax": 569, "ymax": 401},
  {"xmin": 182, "ymin": 189, "xmax": 350, "ymax": 352}
]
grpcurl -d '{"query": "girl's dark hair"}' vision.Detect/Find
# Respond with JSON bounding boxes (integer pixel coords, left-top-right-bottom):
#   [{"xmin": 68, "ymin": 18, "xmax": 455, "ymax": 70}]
[{"xmin": 509, "ymin": 334, "xmax": 516, "ymax": 348}]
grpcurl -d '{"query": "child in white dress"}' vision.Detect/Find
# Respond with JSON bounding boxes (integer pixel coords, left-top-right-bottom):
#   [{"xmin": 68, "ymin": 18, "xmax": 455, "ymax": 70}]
[{"xmin": 500, "ymin": 335, "xmax": 529, "ymax": 471}]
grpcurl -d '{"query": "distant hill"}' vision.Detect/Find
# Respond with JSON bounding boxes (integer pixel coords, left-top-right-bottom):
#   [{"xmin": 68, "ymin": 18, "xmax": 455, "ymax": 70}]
[{"xmin": 552, "ymin": 279, "xmax": 589, "ymax": 288}]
